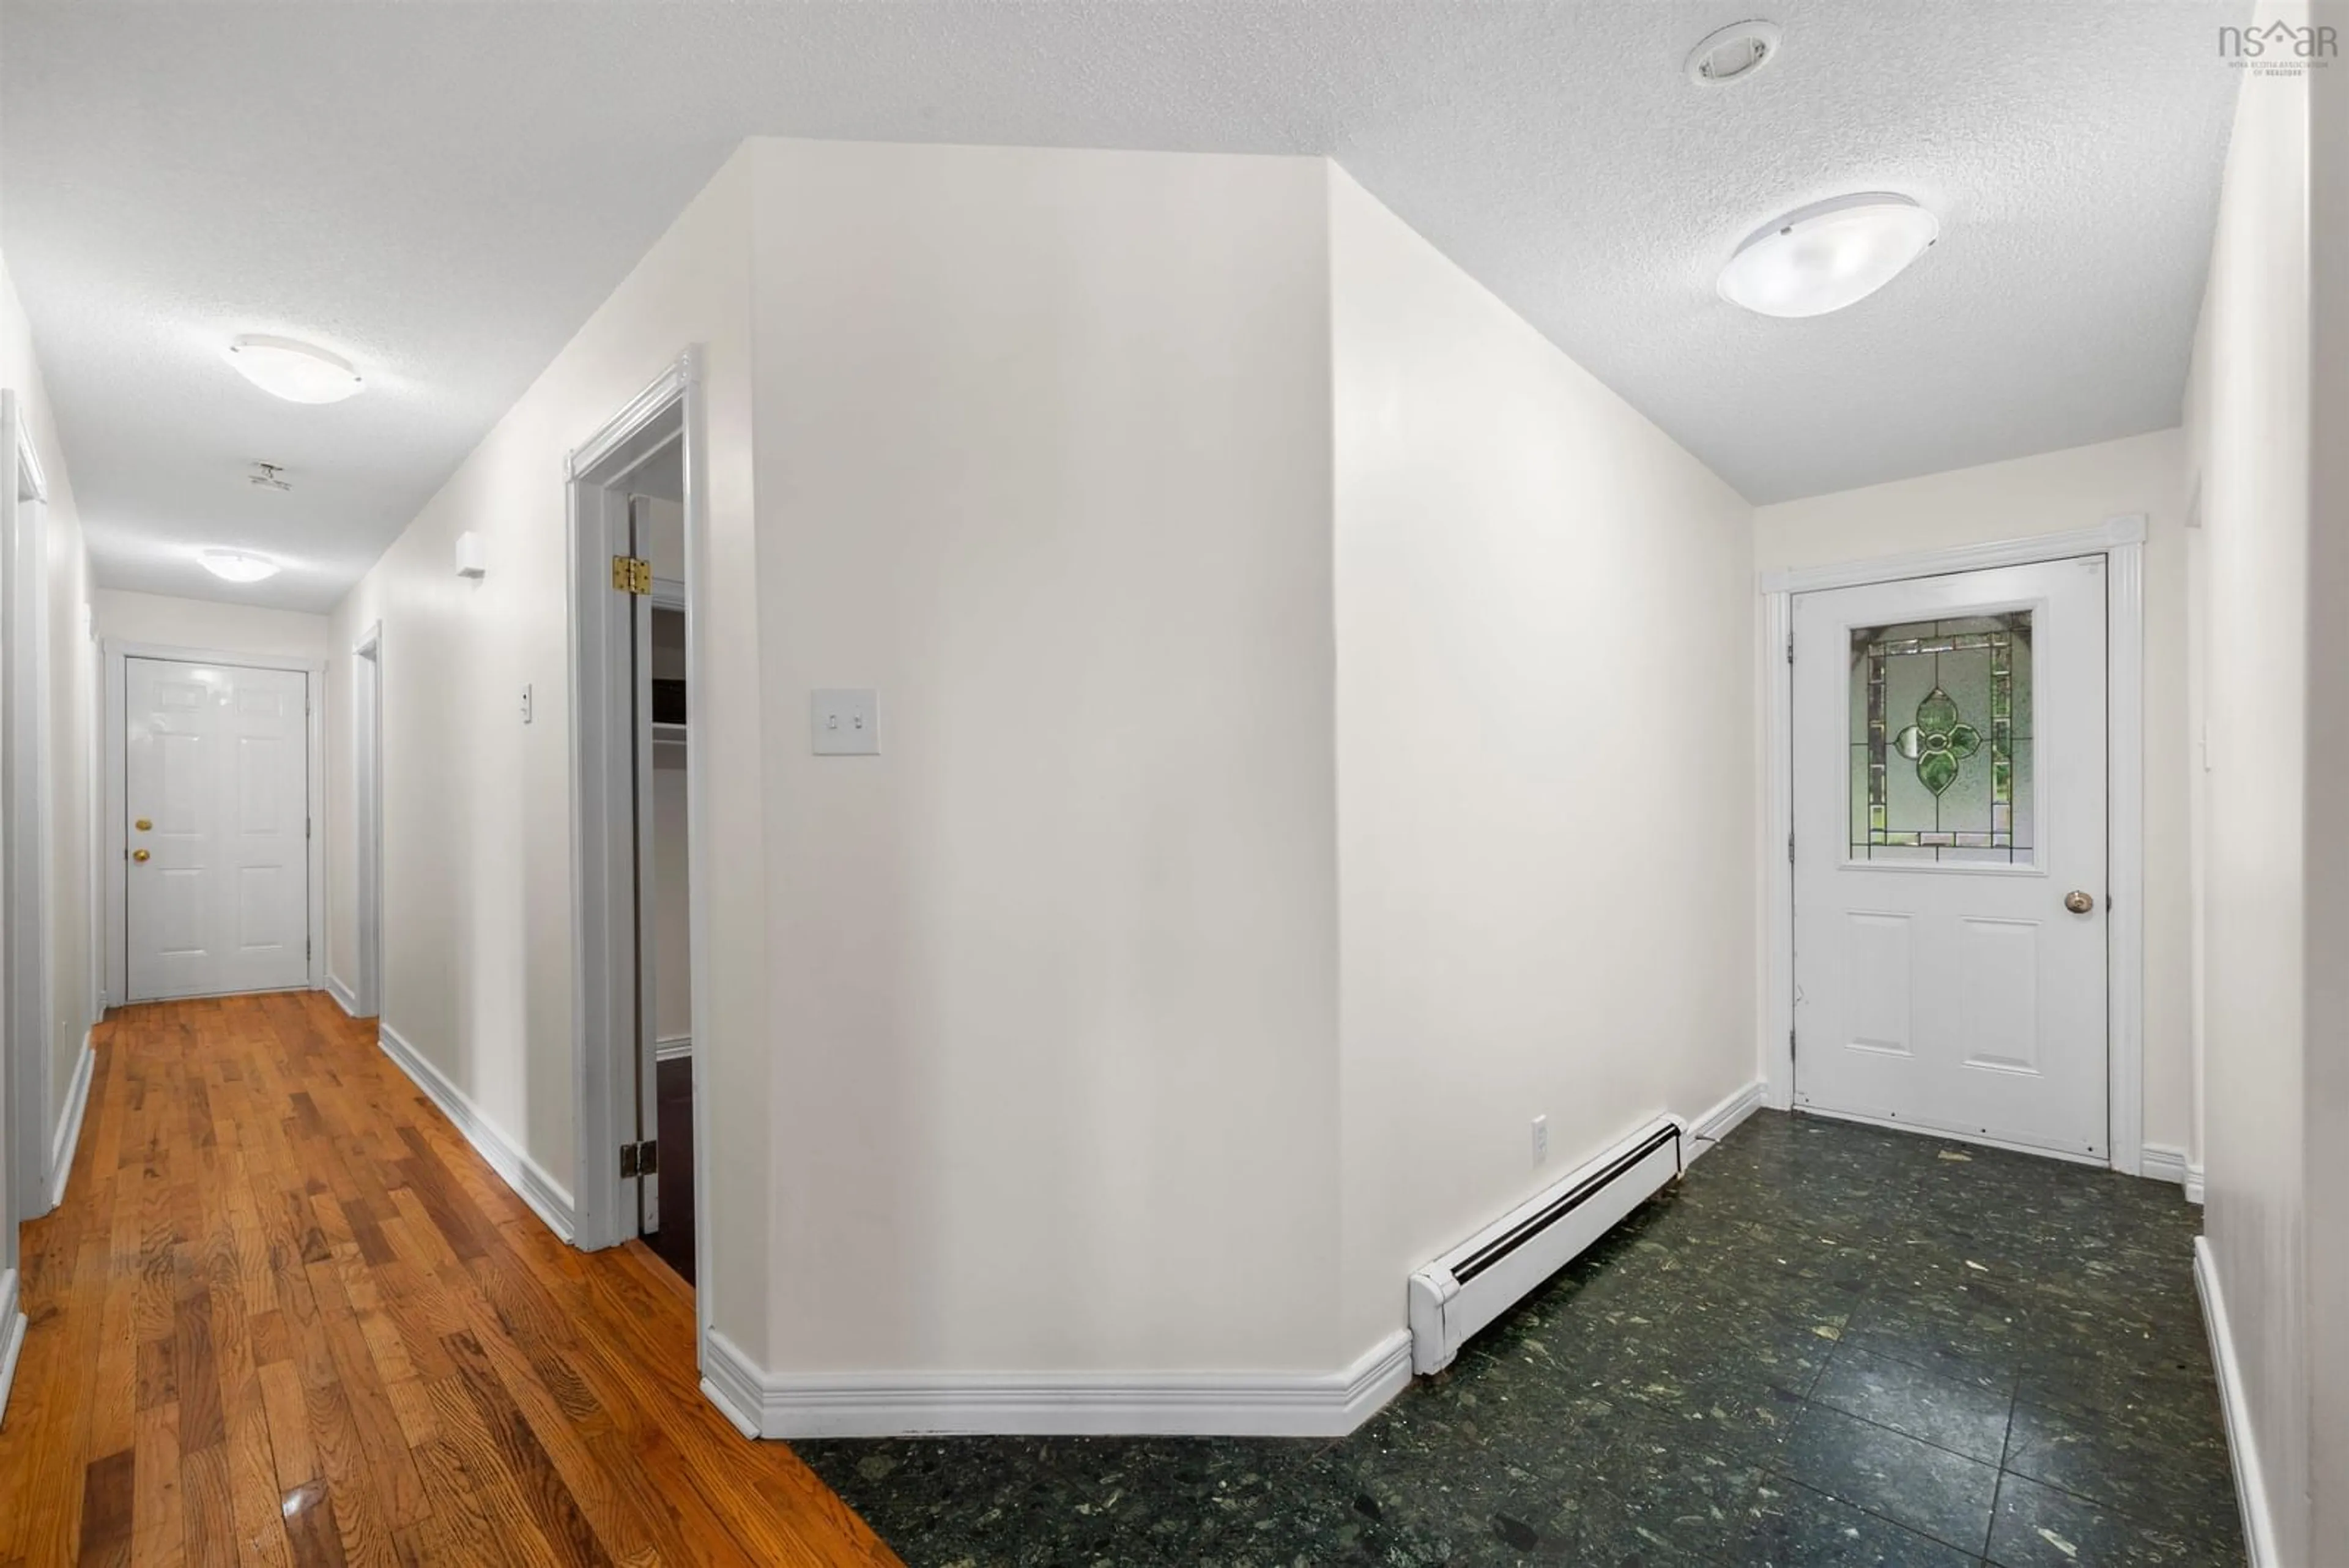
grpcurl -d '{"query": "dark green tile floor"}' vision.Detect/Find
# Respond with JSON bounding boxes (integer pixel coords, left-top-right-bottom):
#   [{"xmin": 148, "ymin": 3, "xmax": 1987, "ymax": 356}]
[{"xmin": 793, "ymin": 1112, "xmax": 2244, "ymax": 1567}]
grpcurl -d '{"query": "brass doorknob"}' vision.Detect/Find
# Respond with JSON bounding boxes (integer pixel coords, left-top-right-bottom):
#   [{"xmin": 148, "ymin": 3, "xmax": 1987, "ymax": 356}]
[
  {"xmin": 132, "ymin": 849, "xmax": 150, "ymax": 863},
  {"xmin": 2064, "ymin": 890, "xmax": 2095, "ymax": 914},
  {"xmin": 135, "ymin": 818, "xmax": 152, "ymax": 831}
]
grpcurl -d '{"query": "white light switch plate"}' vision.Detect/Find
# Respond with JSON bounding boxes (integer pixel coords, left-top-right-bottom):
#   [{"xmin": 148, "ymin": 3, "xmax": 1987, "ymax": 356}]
[{"xmin": 811, "ymin": 689, "xmax": 878, "ymax": 754}]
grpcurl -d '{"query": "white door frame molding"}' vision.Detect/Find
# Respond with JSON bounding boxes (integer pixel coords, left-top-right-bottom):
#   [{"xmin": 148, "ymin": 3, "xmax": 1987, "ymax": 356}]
[
  {"xmin": 351, "ymin": 623, "xmax": 385, "ymax": 1017},
  {"xmin": 562, "ymin": 345, "xmax": 714, "ymax": 1376},
  {"xmin": 2, "ymin": 393, "xmax": 54, "ymax": 1222},
  {"xmin": 102, "ymin": 641, "xmax": 328, "ymax": 1005},
  {"xmin": 1759, "ymin": 515, "xmax": 2148, "ymax": 1176}
]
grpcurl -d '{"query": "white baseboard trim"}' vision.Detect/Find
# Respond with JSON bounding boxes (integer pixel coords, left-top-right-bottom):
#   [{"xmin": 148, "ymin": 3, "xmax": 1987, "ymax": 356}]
[
  {"xmin": 48, "ymin": 1031, "xmax": 95, "ymax": 1211},
  {"xmin": 1687, "ymin": 1080, "xmax": 1765, "ymax": 1162},
  {"xmin": 2140, "ymin": 1143, "xmax": 2206, "ymax": 1205},
  {"xmin": 656, "ymin": 1033, "xmax": 692, "ymax": 1063},
  {"xmin": 324, "ymin": 973, "xmax": 362, "ymax": 1017},
  {"xmin": 2196, "ymin": 1236, "xmax": 2279, "ymax": 1568},
  {"xmin": 0, "ymin": 1269, "xmax": 24, "ymax": 1430},
  {"xmin": 377, "ymin": 1022, "xmax": 577, "ymax": 1244},
  {"xmin": 701, "ymin": 1329, "xmax": 766, "ymax": 1439},
  {"xmin": 705, "ymin": 1327, "xmax": 1415, "ymax": 1440}
]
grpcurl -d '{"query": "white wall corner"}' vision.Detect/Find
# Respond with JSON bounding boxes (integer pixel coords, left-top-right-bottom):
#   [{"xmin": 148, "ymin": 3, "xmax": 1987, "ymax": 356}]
[
  {"xmin": 47, "ymin": 1030, "xmax": 96, "ymax": 1212},
  {"xmin": 1688, "ymin": 1081, "xmax": 1765, "ymax": 1163},
  {"xmin": 2140, "ymin": 1143, "xmax": 2205, "ymax": 1205},
  {"xmin": 324, "ymin": 973, "xmax": 363, "ymax": 1019},
  {"xmin": 715, "ymin": 1331, "xmax": 1415, "ymax": 1441},
  {"xmin": 2195, "ymin": 1238, "xmax": 2279, "ymax": 1566},
  {"xmin": 376, "ymin": 1022, "xmax": 577, "ymax": 1244},
  {"xmin": 699, "ymin": 1328, "xmax": 768, "ymax": 1440},
  {"xmin": 0, "ymin": 1269, "xmax": 25, "ymax": 1428},
  {"xmin": 1761, "ymin": 590, "xmax": 1795, "ymax": 1112}
]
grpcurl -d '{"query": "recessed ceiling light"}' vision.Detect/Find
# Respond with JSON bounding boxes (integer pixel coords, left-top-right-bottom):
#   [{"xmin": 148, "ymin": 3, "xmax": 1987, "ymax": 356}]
[
  {"xmin": 1718, "ymin": 193, "xmax": 1940, "ymax": 318},
  {"xmin": 1685, "ymin": 20, "xmax": 1782, "ymax": 85},
  {"xmin": 199, "ymin": 548, "xmax": 281, "ymax": 583},
  {"xmin": 225, "ymin": 335, "xmax": 364, "ymax": 404}
]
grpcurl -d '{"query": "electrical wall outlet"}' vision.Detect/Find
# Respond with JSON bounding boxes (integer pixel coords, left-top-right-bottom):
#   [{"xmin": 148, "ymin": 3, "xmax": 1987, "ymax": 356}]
[{"xmin": 1532, "ymin": 1114, "xmax": 1548, "ymax": 1165}]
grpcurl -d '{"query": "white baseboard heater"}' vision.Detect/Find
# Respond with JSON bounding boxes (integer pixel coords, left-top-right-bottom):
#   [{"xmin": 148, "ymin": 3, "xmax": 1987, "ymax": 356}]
[{"xmin": 1407, "ymin": 1116, "xmax": 1685, "ymax": 1375}]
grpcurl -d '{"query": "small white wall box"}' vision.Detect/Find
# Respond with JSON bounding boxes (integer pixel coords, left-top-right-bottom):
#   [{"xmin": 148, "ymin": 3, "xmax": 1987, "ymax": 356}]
[
  {"xmin": 454, "ymin": 531, "xmax": 487, "ymax": 579},
  {"xmin": 811, "ymin": 689, "xmax": 878, "ymax": 754}
]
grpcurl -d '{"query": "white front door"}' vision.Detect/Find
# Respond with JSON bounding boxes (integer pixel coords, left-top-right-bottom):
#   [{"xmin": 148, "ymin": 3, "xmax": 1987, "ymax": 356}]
[
  {"xmin": 125, "ymin": 658, "xmax": 311, "ymax": 1000},
  {"xmin": 1792, "ymin": 555, "xmax": 2109, "ymax": 1159}
]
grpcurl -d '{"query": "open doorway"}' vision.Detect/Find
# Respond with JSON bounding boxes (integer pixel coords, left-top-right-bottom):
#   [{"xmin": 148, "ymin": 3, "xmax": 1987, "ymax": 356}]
[
  {"xmin": 565, "ymin": 352, "xmax": 708, "ymax": 1302},
  {"xmin": 633, "ymin": 447, "xmax": 697, "ymax": 1284}
]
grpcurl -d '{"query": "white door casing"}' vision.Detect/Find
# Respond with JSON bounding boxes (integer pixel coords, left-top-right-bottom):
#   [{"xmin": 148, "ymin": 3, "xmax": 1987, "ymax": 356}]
[
  {"xmin": 565, "ymin": 349, "xmax": 708, "ymax": 1269},
  {"xmin": 1792, "ymin": 555, "xmax": 2110, "ymax": 1159},
  {"xmin": 628, "ymin": 496, "xmax": 661, "ymax": 1235},
  {"xmin": 124, "ymin": 658, "xmax": 312, "ymax": 1000},
  {"xmin": 2, "ymin": 393, "xmax": 54, "ymax": 1223},
  {"xmin": 352, "ymin": 624, "xmax": 384, "ymax": 1017}
]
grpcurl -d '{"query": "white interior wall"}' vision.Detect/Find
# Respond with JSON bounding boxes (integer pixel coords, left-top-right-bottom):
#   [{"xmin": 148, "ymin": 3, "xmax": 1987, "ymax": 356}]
[
  {"xmin": 93, "ymin": 588, "xmax": 331, "ymax": 661},
  {"xmin": 749, "ymin": 139, "xmax": 1343, "ymax": 1375},
  {"xmin": 324, "ymin": 146, "xmax": 773, "ymax": 1359},
  {"xmin": 2, "ymin": 251, "xmax": 97, "ymax": 1247},
  {"xmin": 2306, "ymin": 15, "xmax": 2346, "ymax": 1557},
  {"xmin": 1752, "ymin": 429, "xmax": 2195, "ymax": 1165},
  {"xmin": 642, "ymin": 494, "xmax": 685, "ymax": 581},
  {"xmin": 2183, "ymin": 15, "xmax": 2313, "ymax": 1559},
  {"xmin": 1326, "ymin": 168, "xmax": 1757, "ymax": 1356}
]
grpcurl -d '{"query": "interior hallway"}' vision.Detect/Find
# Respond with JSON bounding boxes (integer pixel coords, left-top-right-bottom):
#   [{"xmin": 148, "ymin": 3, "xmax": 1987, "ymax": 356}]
[{"xmin": 0, "ymin": 994, "xmax": 896, "ymax": 1567}]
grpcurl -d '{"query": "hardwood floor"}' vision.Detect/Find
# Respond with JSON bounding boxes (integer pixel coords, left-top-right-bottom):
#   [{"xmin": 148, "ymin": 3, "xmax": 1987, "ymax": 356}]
[{"xmin": 0, "ymin": 992, "xmax": 902, "ymax": 1567}]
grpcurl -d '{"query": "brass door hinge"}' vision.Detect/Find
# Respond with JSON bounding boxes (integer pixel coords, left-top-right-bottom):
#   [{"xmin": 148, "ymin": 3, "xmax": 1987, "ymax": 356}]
[{"xmin": 611, "ymin": 555, "xmax": 653, "ymax": 595}]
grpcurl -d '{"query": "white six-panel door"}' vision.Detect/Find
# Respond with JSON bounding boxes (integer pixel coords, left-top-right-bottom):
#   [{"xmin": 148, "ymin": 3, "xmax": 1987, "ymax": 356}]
[
  {"xmin": 1792, "ymin": 556, "xmax": 2109, "ymax": 1158},
  {"xmin": 124, "ymin": 658, "xmax": 311, "ymax": 1000}
]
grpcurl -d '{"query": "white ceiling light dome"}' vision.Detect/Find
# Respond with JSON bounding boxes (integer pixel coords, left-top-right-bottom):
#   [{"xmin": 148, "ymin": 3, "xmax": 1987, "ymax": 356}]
[
  {"xmin": 1718, "ymin": 193, "xmax": 1940, "ymax": 319},
  {"xmin": 225, "ymin": 334, "xmax": 364, "ymax": 403},
  {"xmin": 199, "ymin": 548, "xmax": 281, "ymax": 582},
  {"xmin": 1685, "ymin": 20, "xmax": 1782, "ymax": 85}
]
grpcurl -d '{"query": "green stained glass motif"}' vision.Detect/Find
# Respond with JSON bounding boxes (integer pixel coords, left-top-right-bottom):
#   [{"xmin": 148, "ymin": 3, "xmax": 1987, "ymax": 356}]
[
  {"xmin": 1894, "ymin": 688, "xmax": 1981, "ymax": 795},
  {"xmin": 1849, "ymin": 611, "xmax": 2033, "ymax": 864}
]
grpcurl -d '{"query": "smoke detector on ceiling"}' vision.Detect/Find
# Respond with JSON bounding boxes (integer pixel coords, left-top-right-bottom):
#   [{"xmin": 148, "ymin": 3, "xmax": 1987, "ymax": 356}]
[
  {"xmin": 1685, "ymin": 20, "xmax": 1781, "ymax": 85},
  {"xmin": 249, "ymin": 461, "xmax": 291, "ymax": 492}
]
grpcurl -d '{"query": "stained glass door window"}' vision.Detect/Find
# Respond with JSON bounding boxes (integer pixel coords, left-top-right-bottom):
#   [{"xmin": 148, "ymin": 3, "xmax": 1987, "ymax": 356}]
[{"xmin": 1849, "ymin": 611, "xmax": 2033, "ymax": 863}]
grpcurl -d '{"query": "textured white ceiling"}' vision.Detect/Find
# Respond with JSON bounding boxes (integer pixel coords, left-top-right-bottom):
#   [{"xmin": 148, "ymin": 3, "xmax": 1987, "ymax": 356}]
[{"xmin": 2, "ymin": 1, "xmax": 2244, "ymax": 611}]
